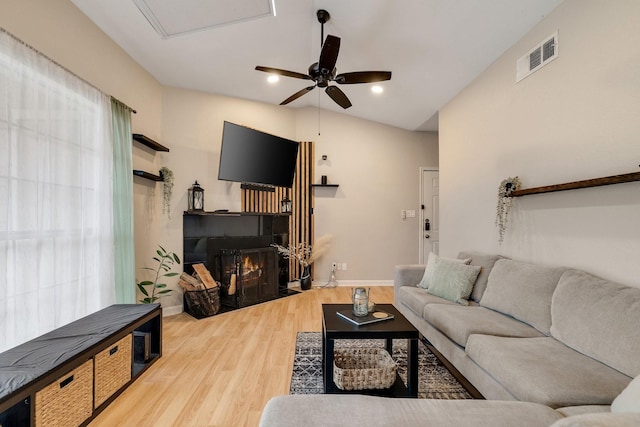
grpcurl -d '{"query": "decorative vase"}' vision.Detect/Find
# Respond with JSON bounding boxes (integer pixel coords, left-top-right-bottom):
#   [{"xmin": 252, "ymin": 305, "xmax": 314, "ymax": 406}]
[{"xmin": 300, "ymin": 265, "xmax": 312, "ymax": 290}]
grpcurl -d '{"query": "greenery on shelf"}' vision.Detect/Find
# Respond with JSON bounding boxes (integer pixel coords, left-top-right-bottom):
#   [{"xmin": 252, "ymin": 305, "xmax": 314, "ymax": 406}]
[
  {"xmin": 496, "ymin": 176, "xmax": 521, "ymax": 244},
  {"xmin": 160, "ymin": 166, "xmax": 174, "ymax": 218},
  {"xmin": 137, "ymin": 245, "xmax": 181, "ymax": 303}
]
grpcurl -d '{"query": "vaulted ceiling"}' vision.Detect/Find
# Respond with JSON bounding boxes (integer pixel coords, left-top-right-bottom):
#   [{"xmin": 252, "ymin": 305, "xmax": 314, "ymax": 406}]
[{"xmin": 70, "ymin": 0, "xmax": 563, "ymax": 131}]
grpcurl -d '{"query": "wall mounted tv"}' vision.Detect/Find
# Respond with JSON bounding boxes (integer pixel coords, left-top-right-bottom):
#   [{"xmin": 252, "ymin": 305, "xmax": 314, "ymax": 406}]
[{"xmin": 218, "ymin": 121, "xmax": 299, "ymax": 188}]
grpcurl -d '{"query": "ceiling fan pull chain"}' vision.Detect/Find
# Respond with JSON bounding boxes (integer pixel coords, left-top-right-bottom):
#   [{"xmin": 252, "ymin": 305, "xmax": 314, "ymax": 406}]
[{"xmin": 318, "ymin": 90, "xmax": 321, "ymax": 135}]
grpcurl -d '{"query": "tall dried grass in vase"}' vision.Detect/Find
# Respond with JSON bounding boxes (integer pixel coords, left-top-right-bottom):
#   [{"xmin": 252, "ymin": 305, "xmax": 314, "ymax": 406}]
[{"xmin": 271, "ymin": 234, "xmax": 332, "ymax": 267}]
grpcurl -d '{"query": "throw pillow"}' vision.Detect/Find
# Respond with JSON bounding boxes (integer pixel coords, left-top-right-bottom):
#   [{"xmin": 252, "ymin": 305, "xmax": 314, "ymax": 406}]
[
  {"xmin": 612, "ymin": 375, "xmax": 640, "ymax": 413},
  {"xmin": 426, "ymin": 258, "xmax": 481, "ymax": 305},
  {"xmin": 417, "ymin": 252, "xmax": 470, "ymax": 289}
]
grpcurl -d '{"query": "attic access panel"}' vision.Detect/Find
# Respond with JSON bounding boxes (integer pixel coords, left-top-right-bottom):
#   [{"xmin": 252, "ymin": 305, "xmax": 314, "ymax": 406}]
[{"xmin": 132, "ymin": 0, "xmax": 276, "ymax": 39}]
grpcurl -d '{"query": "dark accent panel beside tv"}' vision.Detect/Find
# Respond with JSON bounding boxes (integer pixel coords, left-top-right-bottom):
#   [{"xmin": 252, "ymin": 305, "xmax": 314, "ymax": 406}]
[{"xmin": 218, "ymin": 121, "xmax": 299, "ymax": 188}]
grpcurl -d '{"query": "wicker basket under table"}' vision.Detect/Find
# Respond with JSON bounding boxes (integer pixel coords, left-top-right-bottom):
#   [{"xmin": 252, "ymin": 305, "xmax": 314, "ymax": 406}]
[{"xmin": 333, "ymin": 348, "xmax": 397, "ymax": 391}]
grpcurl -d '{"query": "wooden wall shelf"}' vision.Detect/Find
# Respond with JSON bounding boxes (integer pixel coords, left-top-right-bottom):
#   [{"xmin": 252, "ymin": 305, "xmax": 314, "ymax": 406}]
[
  {"xmin": 133, "ymin": 170, "xmax": 163, "ymax": 182},
  {"xmin": 509, "ymin": 171, "xmax": 640, "ymax": 197},
  {"xmin": 311, "ymin": 184, "xmax": 339, "ymax": 188},
  {"xmin": 133, "ymin": 134, "xmax": 169, "ymax": 152}
]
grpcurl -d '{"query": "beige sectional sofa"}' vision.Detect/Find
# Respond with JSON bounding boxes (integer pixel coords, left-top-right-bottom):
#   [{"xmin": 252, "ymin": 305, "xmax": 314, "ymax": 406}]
[
  {"xmin": 259, "ymin": 252, "xmax": 640, "ymax": 426},
  {"xmin": 394, "ymin": 252, "xmax": 639, "ymax": 409}
]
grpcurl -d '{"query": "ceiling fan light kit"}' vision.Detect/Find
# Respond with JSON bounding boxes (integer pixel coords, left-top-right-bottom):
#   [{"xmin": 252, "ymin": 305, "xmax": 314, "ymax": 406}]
[{"xmin": 255, "ymin": 9, "xmax": 392, "ymax": 109}]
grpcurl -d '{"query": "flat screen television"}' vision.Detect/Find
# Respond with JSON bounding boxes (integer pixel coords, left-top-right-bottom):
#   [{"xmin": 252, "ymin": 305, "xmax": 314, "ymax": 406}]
[{"xmin": 218, "ymin": 121, "xmax": 299, "ymax": 188}]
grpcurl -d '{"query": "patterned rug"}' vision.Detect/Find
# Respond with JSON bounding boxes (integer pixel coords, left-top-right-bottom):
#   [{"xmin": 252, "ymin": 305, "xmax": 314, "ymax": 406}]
[{"xmin": 290, "ymin": 332, "xmax": 473, "ymax": 399}]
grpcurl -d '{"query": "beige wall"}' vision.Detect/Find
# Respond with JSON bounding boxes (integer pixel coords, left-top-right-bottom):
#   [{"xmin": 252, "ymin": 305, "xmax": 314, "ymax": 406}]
[
  {"xmin": 295, "ymin": 108, "xmax": 438, "ymax": 282},
  {"xmin": 440, "ymin": 0, "xmax": 640, "ymax": 286}
]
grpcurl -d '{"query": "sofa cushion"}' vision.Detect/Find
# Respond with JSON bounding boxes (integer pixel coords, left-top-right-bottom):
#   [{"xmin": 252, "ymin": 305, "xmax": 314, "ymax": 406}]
[
  {"xmin": 480, "ymin": 259, "xmax": 566, "ymax": 335},
  {"xmin": 465, "ymin": 335, "xmax": 631, "ymax": 408},
  {"xmin": 550, "ymin": 412, "xmax": 640, "ymax": 427},
  {"xmin": 457, "ymin": 251, "xmax": 504, "ymax": 302},
  {"xmin": 555, "ymin": 406, "xmax": 610, "ymax": 417},
  {"xmin": 398, "ymin": 286, "xmax": 456, "ymax": 317},
  {"xmin": 550, "ymin": 270, "xmax": 640, "ymax": 378},
  {"xmin": 427, "ymin": 259, "xmax": 481, "ymax": 305},
  {"xmin": 417, "ymin": 252, "xmax": 470, "ymax": 289},
  {"xmin": 259, "ymin": 395, "xmax": 564, "ymax": 427},
  {"xmin": 423, "ymin": 304, "xmax": 543, "ymax": 347},
  {"xmin": 612, "ymin": 375, "xmax": 640, "ymax": 413}
]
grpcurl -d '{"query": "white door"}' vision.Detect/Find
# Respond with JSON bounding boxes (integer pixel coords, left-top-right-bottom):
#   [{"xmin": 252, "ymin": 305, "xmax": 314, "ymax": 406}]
[{"xmin": 420, "ymin": 169, "xmax": 439, "ymax": 263}]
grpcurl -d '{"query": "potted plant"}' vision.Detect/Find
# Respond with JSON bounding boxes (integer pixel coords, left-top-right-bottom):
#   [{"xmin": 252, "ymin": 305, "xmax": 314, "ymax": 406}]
[
  {"xmin": 160, "ymin": 166, "xmax": 174, "ymax": 218},
  {"xmin": 137, "ymin": 245, "xmax": 181, "ymax": 303},
  {"xmin": 496, "ymin": 176, "xmax": 521, "ymax": 244}
]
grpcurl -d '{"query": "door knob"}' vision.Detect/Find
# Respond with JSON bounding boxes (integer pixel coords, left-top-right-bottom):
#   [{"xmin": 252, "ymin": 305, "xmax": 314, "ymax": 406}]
[{"xmin": 425, "ymin": 234, "xmax": 430, "ymax": 239}]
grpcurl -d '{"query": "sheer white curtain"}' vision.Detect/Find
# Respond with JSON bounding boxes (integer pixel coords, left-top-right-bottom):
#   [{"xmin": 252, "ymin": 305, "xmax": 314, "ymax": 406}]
[{"xmin": 0, "ymin": 29, "xmax": 115, "ymax": 352}]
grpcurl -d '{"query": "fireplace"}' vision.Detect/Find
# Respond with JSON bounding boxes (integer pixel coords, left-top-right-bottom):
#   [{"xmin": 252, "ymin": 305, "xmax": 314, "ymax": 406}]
[
  {"xmin": 183, "ymin": 212, "xmax": 291, "ymax": 309},
  {"xmin": 214, "ymin": 247, "xmax": 279, "ymax": 308}
]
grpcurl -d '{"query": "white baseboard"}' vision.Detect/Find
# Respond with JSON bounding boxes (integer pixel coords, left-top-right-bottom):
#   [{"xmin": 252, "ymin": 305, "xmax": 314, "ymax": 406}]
[
  {"xmin": 164, "ymin": 280, "xmax": 393, "ymax": 315},
  {"xmin": 162, "ymin": 304, "xmax": 183, "ymax": 316},
  {"xmin": 313, "ymin": 280, "xmax": 393, "ymax": 287}
]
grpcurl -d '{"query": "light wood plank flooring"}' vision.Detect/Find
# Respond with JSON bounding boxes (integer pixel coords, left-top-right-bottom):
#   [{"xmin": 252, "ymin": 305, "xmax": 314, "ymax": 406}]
[{"xmin": 89, "ymin": 286, "xmax": 394, "ymax": 427}]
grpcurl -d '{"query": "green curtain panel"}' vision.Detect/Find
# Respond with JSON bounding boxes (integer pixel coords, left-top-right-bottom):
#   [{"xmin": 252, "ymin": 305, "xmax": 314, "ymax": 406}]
[{"xmin": 111, "ymin": 98, "xmax": 136, "ymax": 303}]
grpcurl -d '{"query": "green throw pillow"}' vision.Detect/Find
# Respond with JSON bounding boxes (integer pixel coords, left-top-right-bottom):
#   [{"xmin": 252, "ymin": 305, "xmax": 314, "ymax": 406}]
[
  {"xmin": 427, "ymin": 258, "xmax": 481, "ymax": 305},
  {"xmin": 417, "ymin": 252, "xmax": 470, "ymax": 289}
]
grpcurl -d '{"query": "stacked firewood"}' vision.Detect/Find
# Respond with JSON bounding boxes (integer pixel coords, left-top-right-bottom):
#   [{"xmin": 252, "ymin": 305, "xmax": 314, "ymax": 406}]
[{"xmin": 178, "ymin": 263, "xmax": 220, "ymax": 292}]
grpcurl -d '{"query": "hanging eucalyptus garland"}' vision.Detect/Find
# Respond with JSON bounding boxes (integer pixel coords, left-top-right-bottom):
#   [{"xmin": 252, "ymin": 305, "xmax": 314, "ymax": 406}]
[
  {"xmin": 496, "ymin": 176, "xmax": 521, "ymax": 244},
  {"xmin": 160, "ymin": 166, "xmax": 174, "ymax": 219}
]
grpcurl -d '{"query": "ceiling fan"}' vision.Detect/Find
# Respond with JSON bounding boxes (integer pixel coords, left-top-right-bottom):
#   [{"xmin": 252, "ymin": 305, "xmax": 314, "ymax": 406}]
[{"xmin": 255, "ymin": 9, "xmax": 392, "ymax": 109}]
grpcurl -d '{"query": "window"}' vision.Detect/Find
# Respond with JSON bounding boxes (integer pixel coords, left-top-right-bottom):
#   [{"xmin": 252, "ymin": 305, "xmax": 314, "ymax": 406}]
[{"xmin": 0, "ymin": 30, "xmax": 115, "ymax": 352}]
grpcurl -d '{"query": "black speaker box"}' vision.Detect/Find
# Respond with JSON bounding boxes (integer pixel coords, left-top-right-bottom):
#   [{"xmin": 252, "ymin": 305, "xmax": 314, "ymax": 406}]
[{"xmin": 133, "ymin": 331, "xmax": 151, "ymax": 363}]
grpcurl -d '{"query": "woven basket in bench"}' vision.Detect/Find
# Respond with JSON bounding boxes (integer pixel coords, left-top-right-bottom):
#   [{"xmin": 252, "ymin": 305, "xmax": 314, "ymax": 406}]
[{"xmin": 333, "ymin": 348, "xmax": 397, "ymax": 391}]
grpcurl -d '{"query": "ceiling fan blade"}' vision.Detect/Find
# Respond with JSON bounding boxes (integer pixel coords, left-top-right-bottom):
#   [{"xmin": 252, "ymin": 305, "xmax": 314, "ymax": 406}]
[
  {"xmin": 318, "ymin": 35, "xmax": 340, "ymax": 73},
  {"xmin": 280, "ymin": 86, "xmax": 316, "ymax": 105},
  {"xmin": 334, "ymin": 71, "xmax": 392, "ymax": 84},
  {"xmin": 255, "ymin": 66, "xmax": 312, "ymax": 80},
  {"xmin": 325, "ymin": 86, "xmax": 352, "ymax": 109}
]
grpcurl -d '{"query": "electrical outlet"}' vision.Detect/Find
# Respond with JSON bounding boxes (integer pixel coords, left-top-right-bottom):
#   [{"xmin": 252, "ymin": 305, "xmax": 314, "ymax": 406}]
[{"xmin": 342, "ymin": 263, "xmax": 347, "ymax": 271}]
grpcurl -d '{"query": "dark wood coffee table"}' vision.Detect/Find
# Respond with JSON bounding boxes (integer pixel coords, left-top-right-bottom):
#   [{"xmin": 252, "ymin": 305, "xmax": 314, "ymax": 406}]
[{"xmin": 322, "ymin": 303, "xmax": 419, "ymax": 397}]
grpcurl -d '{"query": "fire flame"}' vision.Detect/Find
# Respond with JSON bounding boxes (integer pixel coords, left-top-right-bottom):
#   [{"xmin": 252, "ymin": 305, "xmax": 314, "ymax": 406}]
[{"xmin": 242, "ymin": 256, "xmax": 262, "ymax": 278}]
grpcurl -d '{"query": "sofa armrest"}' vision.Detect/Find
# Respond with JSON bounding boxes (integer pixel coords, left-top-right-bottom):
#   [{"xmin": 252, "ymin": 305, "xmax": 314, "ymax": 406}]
[{"xmin": 394, "ymin": 264, "xmax": 426, "ymax": 289}]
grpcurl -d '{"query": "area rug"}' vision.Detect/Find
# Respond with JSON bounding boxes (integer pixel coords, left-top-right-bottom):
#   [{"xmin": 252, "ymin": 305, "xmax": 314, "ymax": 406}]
[{"xmin": 290, "ymin": 332, "xmax": 473, "ymax": 399}]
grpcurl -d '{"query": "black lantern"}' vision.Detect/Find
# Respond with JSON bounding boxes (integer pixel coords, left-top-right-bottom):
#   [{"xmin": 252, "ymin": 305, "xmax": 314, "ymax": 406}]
[
  {"xmin": 281, "ymin": 196, "xmax": 292, "ymax": 213},
  {"xmin": 188, "ymin": 181, "xmax": 204, "ymax": 212}
]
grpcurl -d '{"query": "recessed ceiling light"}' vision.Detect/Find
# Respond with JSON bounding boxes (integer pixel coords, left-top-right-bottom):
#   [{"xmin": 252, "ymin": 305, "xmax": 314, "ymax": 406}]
[
  {"xmin": 267, "ymin": 75, "xmax": 279, "ymax": 83},
  {"xmin": 371, "ymin": 85, "xmax": 383, "ymax": 94}
]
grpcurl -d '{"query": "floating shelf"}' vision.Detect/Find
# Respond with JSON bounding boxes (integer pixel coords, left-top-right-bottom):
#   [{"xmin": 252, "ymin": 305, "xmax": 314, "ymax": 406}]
[
  {"xmin": 133, "ymin": 170, "xmax": 163, "ymax": 182},
  {"xmin": 509, "ymin": 171, "xmax": 640, "ymax": 197},
  {"xmin": 311, "ymin": 184, "xmax": 339, "ymax": 188},
  {"xmin": 133, "ymin": 134, "xmax": 169, "ymax": 152}
]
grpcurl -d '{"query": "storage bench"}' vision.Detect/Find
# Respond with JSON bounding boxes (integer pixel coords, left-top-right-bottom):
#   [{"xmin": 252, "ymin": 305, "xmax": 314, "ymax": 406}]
[{"xmin": 0, "ymin": 304, "xmax": 162, "ymax": 427}]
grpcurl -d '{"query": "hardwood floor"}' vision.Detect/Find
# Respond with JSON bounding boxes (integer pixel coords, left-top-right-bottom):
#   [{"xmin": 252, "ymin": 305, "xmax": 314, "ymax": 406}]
[{"xmin": 89, "ymin": 286, "xmax": 394, "ymax": 427}]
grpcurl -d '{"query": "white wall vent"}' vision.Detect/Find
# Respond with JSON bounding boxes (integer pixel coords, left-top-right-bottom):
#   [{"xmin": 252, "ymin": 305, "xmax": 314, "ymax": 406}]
[{"xmin": 516, "ymin": 31, "xmax": 558, "ymax": 82}]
